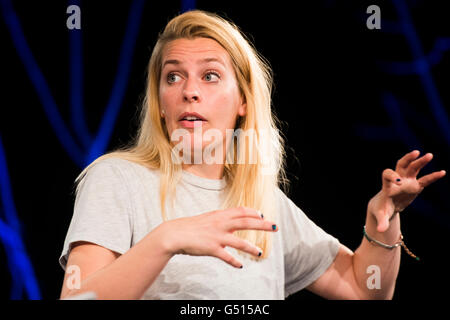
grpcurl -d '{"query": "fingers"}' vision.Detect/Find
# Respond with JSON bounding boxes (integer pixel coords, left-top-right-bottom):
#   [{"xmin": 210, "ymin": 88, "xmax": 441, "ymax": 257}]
[
  {"xmin": 226, "ymin": 206, "xmax": 264, "ymax": 220},
  {"xmin": 223, "ymin": 234, "xmax": 262, "ymax": 258},
  {"xmin": 218, "ymin": 235, "xmax": 264, "ymax": 268},
  {"xmin": 394, "ymin": 150, "xmax": 445, "ymax": 181},
  {"xmin": 215, "ymin": 248, "xmax": 244, "ymax": 269},
  {"xmin": 418, "ymin": 170, "xmax": 447, "ymax": 188},
  {"xmin": 221, "ymin": 206, "xmax": 274, "ymax": 232},
  {"xmin": 395, "ymin": 150, "xmax": 420, "ymax": 175},
  {"xmin": 406, "ymin": 152, "xmax": 433, "ymax": 177},
  {"xmin": 226, "ymin": 217, "xmax": 277, "ymax": 233},
  {"xmin": 215, "ymin": 207, "xmax": 275, "ymax": 268}
]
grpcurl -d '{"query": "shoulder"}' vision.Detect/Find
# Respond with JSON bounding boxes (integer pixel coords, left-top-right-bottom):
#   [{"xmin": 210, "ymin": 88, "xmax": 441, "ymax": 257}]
[
  {"xmin": 273, "ymin": 186, "xmax": 305, "ymax": 229},
  {"xmin": 84, "ymin": 157, "xmax": 160, "ymax": 182},
  {"xmin": 274, "ymin": 186, "xmax": 303, "ymax": 216},
  {"xmin": 77, "ymin": 157, "xmax": 161, "ymax": 196}
]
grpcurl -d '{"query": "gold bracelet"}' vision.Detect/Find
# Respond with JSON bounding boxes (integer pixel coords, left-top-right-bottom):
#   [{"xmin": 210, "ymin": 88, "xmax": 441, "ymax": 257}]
[{"xmin": 363, "ymin": 226, "xmax": 420, "ymax": 261}]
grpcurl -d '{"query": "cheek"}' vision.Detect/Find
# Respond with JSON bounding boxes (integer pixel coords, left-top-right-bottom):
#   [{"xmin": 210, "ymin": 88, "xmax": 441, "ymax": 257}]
[
  {"xmin": 210, "ymin": 89, "xmax": 241, "ymax": 127},
  {"xmin": 159, "ymin": 85, "xmax": 172, "ymax": 109},
  {"xmin": 159, "ymin": 86, "xmax": 180, "ymax": 120},
  {"xmin": 159, "ymin": 86, "xmax": 178, "ymax": 133}
]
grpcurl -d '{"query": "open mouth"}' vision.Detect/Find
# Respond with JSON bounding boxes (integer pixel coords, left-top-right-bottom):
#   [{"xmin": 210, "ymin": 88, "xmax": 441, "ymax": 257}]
[
  {"xmin": 178, "ymin": 113, "xmax": 207, "ymax": 128},
  {"xmin": 180, "ymin": 116, "xmax": 205, "ymax": 122}
]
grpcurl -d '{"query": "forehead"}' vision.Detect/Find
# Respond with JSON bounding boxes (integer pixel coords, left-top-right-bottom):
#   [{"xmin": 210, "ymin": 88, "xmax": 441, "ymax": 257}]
[{"xmin": 162, "ymin": 38, "xmax": 231, "ymax": 66}]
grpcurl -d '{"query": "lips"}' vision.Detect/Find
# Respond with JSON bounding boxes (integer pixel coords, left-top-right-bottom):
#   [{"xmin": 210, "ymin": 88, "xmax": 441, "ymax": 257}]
[
  {"xmin": 178, "ymin": 112, "xmax": 206, "ymax": 128},
  {"xmin": 178, "ymin": 112, "xmax": 206, "ymax": 121}
]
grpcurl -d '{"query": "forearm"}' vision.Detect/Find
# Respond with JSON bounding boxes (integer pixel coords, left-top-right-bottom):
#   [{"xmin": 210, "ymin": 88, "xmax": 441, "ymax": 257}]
[
  {"xmin": 63, "ymin": 224, "xmax": 174, "ymax": 300},
  {"xmin": 352, "ymin": 208, "xmax": 401, "ymax": 299}
]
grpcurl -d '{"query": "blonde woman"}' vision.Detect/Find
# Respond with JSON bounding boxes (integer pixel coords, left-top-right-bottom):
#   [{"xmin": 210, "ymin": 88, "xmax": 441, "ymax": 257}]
[{"xmin": 59, "ymin": 10, "xmax": 446, "ymax": 300}]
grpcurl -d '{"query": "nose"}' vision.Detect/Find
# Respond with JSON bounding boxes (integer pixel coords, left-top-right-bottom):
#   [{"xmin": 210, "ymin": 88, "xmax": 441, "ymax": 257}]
[{"xmin": 182, "ymin": 79, "xmax": 201, "ymax": 103}]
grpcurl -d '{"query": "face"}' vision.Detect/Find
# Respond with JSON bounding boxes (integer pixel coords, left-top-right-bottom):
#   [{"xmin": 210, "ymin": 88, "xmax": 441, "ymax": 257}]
[{"xmin": 159, "ymin": 37, "xmax": 246, "ymax": 161}]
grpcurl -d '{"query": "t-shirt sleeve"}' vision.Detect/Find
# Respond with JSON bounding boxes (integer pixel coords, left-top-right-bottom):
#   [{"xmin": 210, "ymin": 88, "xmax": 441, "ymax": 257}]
[
  {"xmin": 59, "ymin": 159, "xmax": 134, "ymax": 271},
  {"xmin": 277, "ymin": 189, "xmax": 341, "ymax": 298}
]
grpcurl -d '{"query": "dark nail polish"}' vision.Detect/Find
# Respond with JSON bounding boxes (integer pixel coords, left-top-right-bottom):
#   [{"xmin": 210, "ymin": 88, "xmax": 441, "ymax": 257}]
[
  {"xmin": 396, "ymin": 178, "xmax": 401, "ymax": 182},
  {"xmin": 261, "ymin": 213, "xmax": 264, "ymax": 219},
  {"xmin": 239, "ymin": 265, "xmax": 243, "ymax": 269},
  {"xmin": 272, "ymin": 224, "xmax": 277, "ymax": 231},
  {"xmin": 258, "ymin": 251, "xmax": 262, "ymax": 257}
]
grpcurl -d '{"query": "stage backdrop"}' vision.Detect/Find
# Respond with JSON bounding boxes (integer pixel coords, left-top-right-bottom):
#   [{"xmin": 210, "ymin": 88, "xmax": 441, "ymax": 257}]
[{"xmin": 1, "ymin": 0, "xmax": 449, "ymax": 300}]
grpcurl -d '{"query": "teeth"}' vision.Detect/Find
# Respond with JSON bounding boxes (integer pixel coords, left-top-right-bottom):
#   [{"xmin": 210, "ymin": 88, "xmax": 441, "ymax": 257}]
[{"xmin": 184, "ymin": 116, "xmax": 201, "ymax": 120}]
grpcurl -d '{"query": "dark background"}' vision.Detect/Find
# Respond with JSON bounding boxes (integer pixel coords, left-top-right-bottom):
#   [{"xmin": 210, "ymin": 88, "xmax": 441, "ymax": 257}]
[{"xmin": 1, "ymin": 0, "xmax": 449, "ymax": 300}]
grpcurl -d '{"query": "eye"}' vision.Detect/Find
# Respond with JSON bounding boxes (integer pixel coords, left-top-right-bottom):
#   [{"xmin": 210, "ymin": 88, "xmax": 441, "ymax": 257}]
[
  {"xmin": 167, "ymin": 72, "xmax": 181, "ymax": 84},
  {"xmin": 204, "ymin": 71, "xmax": 220, "ymax": 82}
]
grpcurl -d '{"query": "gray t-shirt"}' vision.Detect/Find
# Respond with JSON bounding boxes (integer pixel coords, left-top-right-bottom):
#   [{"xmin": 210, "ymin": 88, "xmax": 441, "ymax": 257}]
[{"xmin": 59, "ymin": 157, "xmax": 340, "ymax": 299}]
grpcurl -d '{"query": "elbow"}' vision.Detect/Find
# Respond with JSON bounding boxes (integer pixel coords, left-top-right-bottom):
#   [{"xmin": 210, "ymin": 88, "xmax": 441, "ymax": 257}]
[{"xmin": 358, "ymin": 285, "xmax": 396, "ymax": 300}]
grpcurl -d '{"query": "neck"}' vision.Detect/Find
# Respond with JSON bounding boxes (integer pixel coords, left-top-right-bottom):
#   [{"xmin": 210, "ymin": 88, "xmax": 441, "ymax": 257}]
[{"xmin": 179, "ymin": 137, "xmax": 230, "ymax": 180}]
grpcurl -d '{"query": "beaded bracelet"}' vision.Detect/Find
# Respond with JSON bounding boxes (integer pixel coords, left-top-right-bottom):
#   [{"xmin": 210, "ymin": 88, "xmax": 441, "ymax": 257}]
[{"xmin": 363, "ymin": 225, "xmax": 420, "ymax": 261}]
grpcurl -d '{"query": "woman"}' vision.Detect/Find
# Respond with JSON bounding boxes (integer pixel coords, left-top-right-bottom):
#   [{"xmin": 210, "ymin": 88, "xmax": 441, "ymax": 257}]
[{"xmin": 59, "ymin": 10, "xmax": 446, "ymax": 300}]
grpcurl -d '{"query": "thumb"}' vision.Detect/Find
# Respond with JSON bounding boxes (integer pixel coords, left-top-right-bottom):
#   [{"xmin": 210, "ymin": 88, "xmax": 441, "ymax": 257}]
[
  {"xmin": 376, "ymin": 213, "xmax": 390, "ymax": 233},
  {"xmin": 382, "ymin": 168, "xmax": 402, "ymax": 190}
]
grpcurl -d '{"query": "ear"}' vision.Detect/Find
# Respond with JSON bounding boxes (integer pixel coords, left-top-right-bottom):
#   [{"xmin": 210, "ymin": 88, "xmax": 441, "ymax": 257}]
[{"xmin": 238, "ymin": 96, "xmax": 247, "ymax": 117}]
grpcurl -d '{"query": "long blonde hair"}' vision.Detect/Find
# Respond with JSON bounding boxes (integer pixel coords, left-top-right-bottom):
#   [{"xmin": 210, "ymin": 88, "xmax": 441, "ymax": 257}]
[{"xmin": 75, "ymin": 10, "xmax": 288, "ymax": 259}]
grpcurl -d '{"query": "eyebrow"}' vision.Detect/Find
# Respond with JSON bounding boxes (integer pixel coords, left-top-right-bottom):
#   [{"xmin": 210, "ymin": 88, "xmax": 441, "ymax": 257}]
[{"xmin": 162, "ymin": 57, "xmax": 226, "ymax": 68}]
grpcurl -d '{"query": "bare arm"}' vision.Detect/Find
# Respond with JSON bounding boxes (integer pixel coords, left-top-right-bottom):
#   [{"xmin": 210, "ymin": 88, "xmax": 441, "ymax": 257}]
[
  {"xmin": 60, "ymin": 207, "xmax": 276, "ymax": 299},
  {"xmin": 307, "ymin": 151, "xmax": 445, "ymax": 299},
  {"xmin": 352, "ymin": 207, "xmax": 401, "ymax": 299},
  {"xmin": 306, "ymin": 215, "xmax": 400, "ymax": 300},
  {"xmin": 60, "ymin": 223, "xmax": 173, "ymax": 300}
]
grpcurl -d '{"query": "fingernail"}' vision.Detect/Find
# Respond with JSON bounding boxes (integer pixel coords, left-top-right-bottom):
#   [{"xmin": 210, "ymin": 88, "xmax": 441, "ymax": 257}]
[
  {"xmin": 396, "ymin": 178, "xmax": 401, "ymax": 182},
  {"xmin": 272, "ymin": 224, "xmax": 277, "ymax": 231},
  {"xmin": 239, "ymin": 265, "xmax": 243, "ymax": 269},
  {"xmin": 258, "ymin": 251, "xmax": 262, "ymax": 257}
]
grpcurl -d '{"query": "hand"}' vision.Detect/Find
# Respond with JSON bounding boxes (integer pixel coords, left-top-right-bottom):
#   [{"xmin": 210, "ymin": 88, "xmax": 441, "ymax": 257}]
[
  {"xmin": 369, "ymin": 150, "xmax": 446, "ymax": 233},
  {"xmin": 158, "ymin": 207, "xmax": 278, "ymax": 268}
]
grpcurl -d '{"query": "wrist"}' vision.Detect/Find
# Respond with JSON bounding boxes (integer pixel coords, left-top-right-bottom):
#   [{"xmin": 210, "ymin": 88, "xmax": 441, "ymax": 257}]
[
  {"xmin": 366, "ymin": 206, "xmax": 401, "ymax": 244},
  {"xmin": 146, "ymin": 222, "xmax": 177, "ymax": 258}
]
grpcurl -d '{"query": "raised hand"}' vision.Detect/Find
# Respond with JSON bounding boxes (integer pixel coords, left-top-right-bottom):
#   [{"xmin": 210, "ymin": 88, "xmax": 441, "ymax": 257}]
[
  {"xmin": 156, "ymin": 207, "xmax": 278, "ymax": 268},
  {"xmin": 369, "ymin": 150, "xmax": 446, "ymax": 233}
]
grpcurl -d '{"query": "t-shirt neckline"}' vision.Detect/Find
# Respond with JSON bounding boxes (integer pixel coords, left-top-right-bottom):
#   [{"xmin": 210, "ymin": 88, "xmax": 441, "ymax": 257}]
[{"xmin": 181, "ymin": 170, "xmax": 227, "ymax": 191}]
